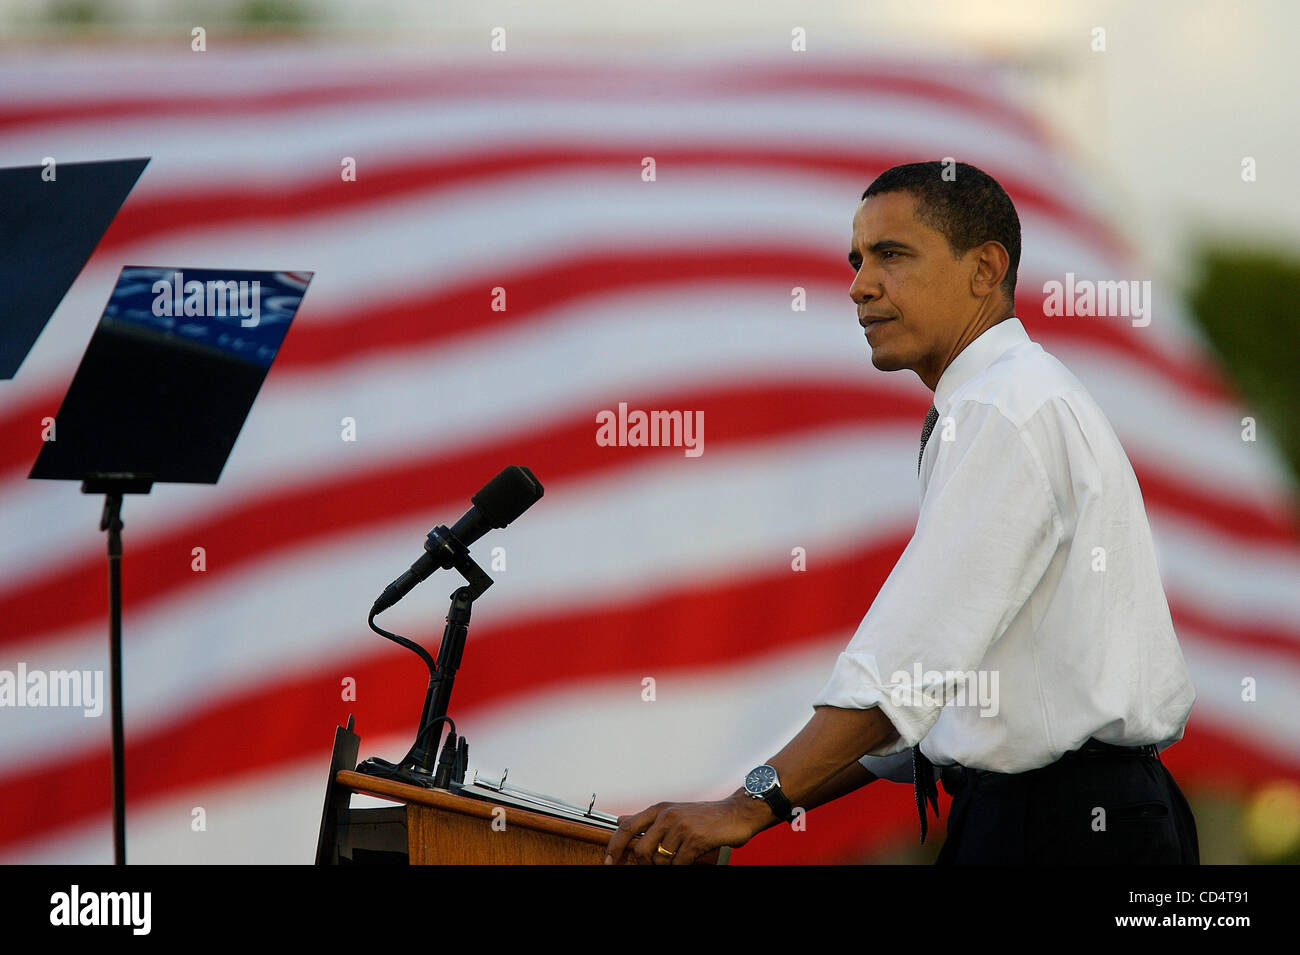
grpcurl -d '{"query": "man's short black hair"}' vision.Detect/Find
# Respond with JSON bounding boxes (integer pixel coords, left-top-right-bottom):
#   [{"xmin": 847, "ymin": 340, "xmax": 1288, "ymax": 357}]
[{"xmin": 862, "ymin": 161, "xmax": 1021, "ymax": 306}]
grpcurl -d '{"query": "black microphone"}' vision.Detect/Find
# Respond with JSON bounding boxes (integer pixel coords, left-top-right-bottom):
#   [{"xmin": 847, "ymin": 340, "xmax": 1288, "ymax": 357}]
[{"xmin": 372, "ymin": 466, "xmax": 544, "ymax": 614}]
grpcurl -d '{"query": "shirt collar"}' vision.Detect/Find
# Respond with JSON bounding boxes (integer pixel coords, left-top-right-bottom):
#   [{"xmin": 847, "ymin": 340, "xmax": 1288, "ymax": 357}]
[{"xmin": 932, "ymin": 316, "xmax": 1030, "ymax": 414}]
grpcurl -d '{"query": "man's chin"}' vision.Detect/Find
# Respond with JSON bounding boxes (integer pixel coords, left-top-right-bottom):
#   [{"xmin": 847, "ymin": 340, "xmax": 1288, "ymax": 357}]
[{"xmin": 868, "ymin": 347, "xmax": 908, "ymax": 373}]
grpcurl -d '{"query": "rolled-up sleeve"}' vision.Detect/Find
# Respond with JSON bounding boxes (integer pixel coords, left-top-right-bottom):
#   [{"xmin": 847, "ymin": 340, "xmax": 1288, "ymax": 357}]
[
  {"xmin": 859, "ymin": 748, "xmax": 915, "ymax": 783},
  {"xmin": 812, "ymin": 399, "xmax": 1063, "ymax": 757}
]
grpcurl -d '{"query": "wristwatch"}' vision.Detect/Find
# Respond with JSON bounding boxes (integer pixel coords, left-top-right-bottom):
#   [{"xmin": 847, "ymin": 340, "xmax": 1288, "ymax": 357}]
[{"xmin": 744, "ymin": 764, "xmax": 795, "ymax": 823}]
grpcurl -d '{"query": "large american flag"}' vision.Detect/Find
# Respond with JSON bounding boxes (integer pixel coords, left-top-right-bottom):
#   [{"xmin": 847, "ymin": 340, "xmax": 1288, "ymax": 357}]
[{"xmin": 1, "ymin": 46, "xmax": 1296, "ymax": 864}]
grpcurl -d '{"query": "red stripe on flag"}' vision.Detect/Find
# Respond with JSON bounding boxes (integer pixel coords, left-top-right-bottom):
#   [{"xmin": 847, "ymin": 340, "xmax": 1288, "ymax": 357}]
[
  {"xmin": 92, "ymin": 146, "xmax": 1130, "ymax": 262},
  {"xmin": 0, "ymin": 250, "xmax": 1233, "ymax": 484},
  {"xmin": 3, "ymin": 378, "xmax": 1295, "ymax": 649},
  {"xmin": 0, "ymin": 527, "xmax": 1291, "ymax": 855}
]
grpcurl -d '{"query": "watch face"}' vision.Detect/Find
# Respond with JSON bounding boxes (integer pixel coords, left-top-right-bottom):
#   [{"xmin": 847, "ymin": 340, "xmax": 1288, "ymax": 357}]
[{"xmin": 745, "ymin": 764, "xmax": 778, "ymax": 795}]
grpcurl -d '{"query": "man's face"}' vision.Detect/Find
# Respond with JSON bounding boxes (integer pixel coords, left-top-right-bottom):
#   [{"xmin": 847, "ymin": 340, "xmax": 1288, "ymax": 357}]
[{"xmin": 847, "ymin": 191, "xmax": 978, "ymax": 388}]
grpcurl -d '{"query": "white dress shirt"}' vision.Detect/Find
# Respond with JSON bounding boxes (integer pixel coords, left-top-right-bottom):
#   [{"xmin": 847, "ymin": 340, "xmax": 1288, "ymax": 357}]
[{"xmin": 811, "ymin": 316, "xmax": 1196, "ymax": 775}]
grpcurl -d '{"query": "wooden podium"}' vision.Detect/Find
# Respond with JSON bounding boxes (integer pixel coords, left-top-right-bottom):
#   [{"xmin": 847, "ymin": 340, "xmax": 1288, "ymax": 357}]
[{"xmin": 316, "ymin": 719, "xmax": 728, "ymax": 865}]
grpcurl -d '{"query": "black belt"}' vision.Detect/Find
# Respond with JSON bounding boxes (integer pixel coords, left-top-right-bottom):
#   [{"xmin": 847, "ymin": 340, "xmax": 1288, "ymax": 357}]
[
  {"xmin": 1071, "ymin": 738, "xmax": 1160, "ymax": 759},
  {"xmin": 913, "ymin": 737, "xmax": 1160, "ymax": 843}
]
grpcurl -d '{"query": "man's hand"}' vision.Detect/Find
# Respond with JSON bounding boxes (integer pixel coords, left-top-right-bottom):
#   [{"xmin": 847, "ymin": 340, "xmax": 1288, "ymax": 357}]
[
  {"xmin": 602, "ymin": 706, "xmax": 898, "ymax": 865},
  {"xmin": 604, "ymin": 791, "xmax": 772, "ymax": 865}
]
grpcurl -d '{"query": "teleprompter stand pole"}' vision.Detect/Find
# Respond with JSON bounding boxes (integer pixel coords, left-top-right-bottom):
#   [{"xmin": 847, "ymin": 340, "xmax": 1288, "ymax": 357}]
[{"xmin": 84, "ymin": 474, "xmax": 154, "ymax": 866}]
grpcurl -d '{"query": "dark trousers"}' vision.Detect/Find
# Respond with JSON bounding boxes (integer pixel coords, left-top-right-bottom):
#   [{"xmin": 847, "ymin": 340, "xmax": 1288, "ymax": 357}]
[{"xmin": 934, "ymin": 744, "xmax": 1200, "ymax": 864}]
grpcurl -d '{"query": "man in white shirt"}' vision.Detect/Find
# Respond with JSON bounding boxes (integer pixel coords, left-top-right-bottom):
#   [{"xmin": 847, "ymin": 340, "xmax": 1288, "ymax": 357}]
[{"xmin": 604, "ymin": 160, "xmax": 1199, "ymax": 865}]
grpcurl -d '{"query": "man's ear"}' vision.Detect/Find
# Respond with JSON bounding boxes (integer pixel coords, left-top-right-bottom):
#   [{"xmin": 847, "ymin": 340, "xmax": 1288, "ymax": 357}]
[{"xmin": 971, "ymin": 241, "xmax": 1010, "ymax": 299}]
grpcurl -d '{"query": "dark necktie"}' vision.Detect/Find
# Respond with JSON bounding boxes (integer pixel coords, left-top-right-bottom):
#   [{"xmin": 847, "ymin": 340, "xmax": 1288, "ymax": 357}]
[
  {"xmin": 912, "ymin": 404, "xmax": 941, "ymax": 842},
  {"xmin": 918, "ymin": 404, "xmax": 939, "ymax": 476}
]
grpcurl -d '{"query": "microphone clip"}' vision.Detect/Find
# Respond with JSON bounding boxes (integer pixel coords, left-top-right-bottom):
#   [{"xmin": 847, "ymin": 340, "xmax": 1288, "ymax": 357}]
[{"xmin": 424, "ymin": 525, "xmax": 494, "ymax": 601}]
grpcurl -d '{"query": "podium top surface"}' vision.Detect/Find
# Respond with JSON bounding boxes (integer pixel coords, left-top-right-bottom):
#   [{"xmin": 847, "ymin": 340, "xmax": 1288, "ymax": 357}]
[
  {"xmin": 336, "ymin": 770, "xmax": 616, "ymax": 848},
  {"xmin": 336, "ymin": 770, "xmax": 727, "ymax": 864}
]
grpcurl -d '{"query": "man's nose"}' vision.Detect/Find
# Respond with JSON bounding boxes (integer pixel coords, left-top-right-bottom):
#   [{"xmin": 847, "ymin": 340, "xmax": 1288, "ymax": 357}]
[{"xmin": 850, "ymin": 271, "xmax": 880, "ymax": 305}]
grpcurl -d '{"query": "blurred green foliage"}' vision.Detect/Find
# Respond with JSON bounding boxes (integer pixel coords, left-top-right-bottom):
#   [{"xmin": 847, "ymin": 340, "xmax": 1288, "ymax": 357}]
[
  {"xmin": 41, "ymin": 0, "xmax": 312, "ymax": 29},
  {"xmin": 238, "ymin": 0, "xmax": 310, "ymax": 25},
  {"xmin": 1186, "ymin": 246, "xmax": 1300, "ymax": 491},
  {"xmin": 47, "ymin": 0, "xmax": 101, "ymax": 24}
]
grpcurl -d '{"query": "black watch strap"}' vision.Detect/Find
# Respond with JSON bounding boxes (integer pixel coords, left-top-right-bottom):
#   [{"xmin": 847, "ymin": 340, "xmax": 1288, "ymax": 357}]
[{"xmin": 761, "ymin": 784, "xmax": 795, "ymax": 823}]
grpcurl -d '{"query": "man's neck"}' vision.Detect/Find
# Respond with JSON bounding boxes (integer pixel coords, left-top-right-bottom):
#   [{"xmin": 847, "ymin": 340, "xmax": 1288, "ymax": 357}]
[{"xmin": 919, "ymin": 308, "xmax": 1014, "ymax": 392}]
